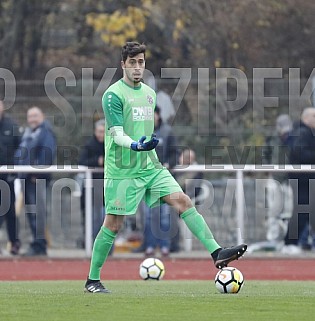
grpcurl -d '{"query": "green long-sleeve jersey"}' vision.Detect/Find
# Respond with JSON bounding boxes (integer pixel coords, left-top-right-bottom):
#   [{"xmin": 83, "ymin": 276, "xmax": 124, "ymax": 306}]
[{"xmin": 102, "ymin": 79, "xmax": 161, "ymax": 178}]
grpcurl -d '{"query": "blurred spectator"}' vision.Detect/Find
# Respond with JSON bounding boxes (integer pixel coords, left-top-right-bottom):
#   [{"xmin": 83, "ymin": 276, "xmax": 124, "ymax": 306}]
[
  {"xmin": 156, "ymin": 90, "xmax": 176, "ymax": 124},
  {"xmin": 299, "ymin": 224, "xmax": 315, "ymax": 250},
  {"xmin": 248, "ymin": 114, "xmax": 294, "ymax": 253},
  {"xmin": 176, "ymin": 148, "xmax": 204, "ymax": 252},
  {"xmin": 265, "ymin": 114, "xmax": 293, "ymax": 247},
  {"xmin": 78, "ymin": 119, "xmax": 106, "ymax": 245},
  {"xmin": 140, "ymin": 106, "xmax": 178, "ymax": 256},
  {"xmin": 176, "ymin": 148, "xmax": 204, "ymax": 204},
  {"xmin": 16, "ymin": 107, "xmax": 56, "ymax": 256},
  {"xmin": 282, "ymin": 108, "xmax": 315, "ymax": 254},
  {"xmin": 0, "ymin": 100, "xmax": 21, "ymax": 255}
]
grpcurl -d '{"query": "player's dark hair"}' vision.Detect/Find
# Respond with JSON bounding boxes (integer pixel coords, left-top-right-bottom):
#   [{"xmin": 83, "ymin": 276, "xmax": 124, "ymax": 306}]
[{"xmin": 121, "ymin": 42, "xmax": 146, "ymax": 62}]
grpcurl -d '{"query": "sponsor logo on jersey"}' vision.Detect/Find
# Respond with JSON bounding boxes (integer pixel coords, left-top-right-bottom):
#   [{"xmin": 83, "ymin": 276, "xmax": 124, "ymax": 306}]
[
  {"xmin": 132, "ymin": 106, "xmax": 153, "ymax": 121},
  {"xmin": 108, "ymin": 199, "xmax": 125, "ymax": 212}
]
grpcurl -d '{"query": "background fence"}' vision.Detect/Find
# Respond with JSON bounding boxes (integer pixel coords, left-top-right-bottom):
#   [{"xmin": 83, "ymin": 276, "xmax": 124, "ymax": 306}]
[{"xmin": 1, "ymin": 165, "xmax": 314, "ymax": 257}]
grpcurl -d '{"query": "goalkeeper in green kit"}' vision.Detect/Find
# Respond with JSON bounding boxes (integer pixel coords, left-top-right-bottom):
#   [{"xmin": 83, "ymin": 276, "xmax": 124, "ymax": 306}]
[{"xmin": 84, "ymin": 42, "xmax": 247, "ymax": 293}]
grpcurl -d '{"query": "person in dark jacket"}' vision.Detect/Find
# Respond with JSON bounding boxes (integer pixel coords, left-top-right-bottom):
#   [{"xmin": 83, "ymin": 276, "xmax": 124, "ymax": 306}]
[
  {"xmin": 282, "ymin": 107, "xmax": 315, "ymax": 254},
  {"xmin": 263, "ymin": 115, "xmax": 293, "ymax": 245},
  {"xmin": 78, "ymin": 119, "xmax": 106, "ymax": 242},
  {"xmin": 16, "ymin": 106, "xmax": 56, "ymax": 256},
  {"xmin": 0, "ymin": 100, "xmax": 21, "ymax": 255}
]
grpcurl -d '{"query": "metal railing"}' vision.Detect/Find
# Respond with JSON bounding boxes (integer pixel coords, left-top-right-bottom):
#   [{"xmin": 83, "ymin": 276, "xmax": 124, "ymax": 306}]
[
  {"xmin": 1, "ymin": 164, "xmax": 315, "ymax": 256},
  {"xmin": 0, "ymin": 165, "xmax": 95, "ymax": 256}
]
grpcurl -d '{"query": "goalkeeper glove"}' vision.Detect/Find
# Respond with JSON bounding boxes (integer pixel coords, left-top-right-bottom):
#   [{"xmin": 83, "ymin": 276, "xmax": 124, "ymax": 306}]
[{"xmin": 131, "ymin": 134, "xmax": 159, "ymax": 151}]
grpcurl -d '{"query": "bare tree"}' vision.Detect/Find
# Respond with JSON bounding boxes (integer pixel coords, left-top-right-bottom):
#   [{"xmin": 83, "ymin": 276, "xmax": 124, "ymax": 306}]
[{"xmin": 0, "ymin": 0, "xmax": 60, "ymax": 76}]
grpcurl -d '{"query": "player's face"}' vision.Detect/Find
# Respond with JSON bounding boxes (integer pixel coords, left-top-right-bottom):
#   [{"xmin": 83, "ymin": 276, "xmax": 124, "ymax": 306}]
[{"xmin": 122, "ymin": 53, "xmax": 145, "ymax": 86}]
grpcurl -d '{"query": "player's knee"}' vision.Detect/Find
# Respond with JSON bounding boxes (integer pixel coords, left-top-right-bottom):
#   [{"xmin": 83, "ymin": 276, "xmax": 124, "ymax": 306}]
[
  {"xmin": 164, "ymin": 192, "xmax": 192, "ymax": 213},
  {"xmin": 178, "ymin": 193, "xmax": 193, "ymax": 213},
  {"xmin": 111, "ymin": 226, "xmax": 121, "ymax": 234},
  {"xmin": 104, "ymin": 214, "xmax": 124, "ymax": 233},
  {"xmin": 104, "ymin": 223, "xmax": 122, "ymax": 234}
]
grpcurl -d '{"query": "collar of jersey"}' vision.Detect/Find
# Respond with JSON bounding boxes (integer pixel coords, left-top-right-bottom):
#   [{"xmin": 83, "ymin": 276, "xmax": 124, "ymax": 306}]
[{"xmin": 120, "ymin": 79, "xmax": 142, "ymax": 90}]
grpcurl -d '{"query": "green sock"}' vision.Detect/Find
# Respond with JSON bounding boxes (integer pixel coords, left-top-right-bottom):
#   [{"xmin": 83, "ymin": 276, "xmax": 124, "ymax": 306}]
[
  {"xmin": 88, "ymin": 226, "xmax": 116, "ymax": 280},
  {"xmin": 181, "ymin": 207, "xmax": 221, "ymax": 254}
]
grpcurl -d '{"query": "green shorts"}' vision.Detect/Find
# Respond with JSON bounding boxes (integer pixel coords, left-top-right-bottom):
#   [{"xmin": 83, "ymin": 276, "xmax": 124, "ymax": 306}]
[{"xmin": 104, "ymin": 169, "xmax": 183, "ymax": 215}]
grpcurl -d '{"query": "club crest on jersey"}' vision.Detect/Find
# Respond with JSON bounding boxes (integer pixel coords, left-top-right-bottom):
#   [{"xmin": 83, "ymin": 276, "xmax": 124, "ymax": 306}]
[
  {"xmin": 147, "ymin": 95, "xmax": 154, "ymax": 104},
  {"xmin": 132, "ymin": 106, "xmax": 153, "ymax": 121}
]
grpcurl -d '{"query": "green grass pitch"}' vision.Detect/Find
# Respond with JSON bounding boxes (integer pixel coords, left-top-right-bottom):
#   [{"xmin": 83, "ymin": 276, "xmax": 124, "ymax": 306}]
[{"xmin": 1, "ymin": 280, "xmax": 315, "ymax": 321}]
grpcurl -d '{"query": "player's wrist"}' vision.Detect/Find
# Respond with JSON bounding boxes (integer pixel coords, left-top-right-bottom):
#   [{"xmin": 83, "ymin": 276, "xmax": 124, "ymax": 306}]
[
  {"xmin": 110, "ymin": 126, "xmax": 134, "ymax": 148},
  {"xmin": 131, "ymin": 141, "xmax": 141, "ymax": 151}
]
